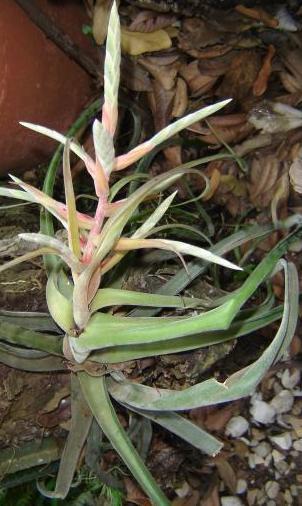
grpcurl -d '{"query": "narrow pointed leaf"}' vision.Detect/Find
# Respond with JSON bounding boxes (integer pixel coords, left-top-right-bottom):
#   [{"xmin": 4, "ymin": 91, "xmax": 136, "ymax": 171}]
[
  {"xmin": 37, "ymin": 375, "xmax": 93, "ymax": 499},
  {"xmin": 107, "ymin": 260, "xmax": 298, "ymax": 411},
  {"xmin": 20, "ymin": 122, "xmax": 88, "ymax": 161},
  {"xmin": 102, "ymin": 0, "xmax": 121, "ymax": 136},
  {"xmin": 109, "ymin": 403, "xmax": 223, "ymax": 457},
  {"xmin": 116, "ymin": 237, "xmax": 241, "ymax": 271},
  {"xmin": 91, "ymin": 305, "xmax": 283, "ymax": 364},
  {"xmin": 90, "ymin": 287, "xmax": 205, "ymax": 312},
  {"xmin": 62, "ymin": 141, "xmax": 81, "ymax": 258},
  {"xmin": 46, "ymin": 272, "xmax": 74, "ymax": 332},
  {"xmin": 92, "ymin": 119, "xmax": 115, "ymax": 179},
  {"xmin": 78, "ymin": 373, "xmax": 170, "ymax": 506}
]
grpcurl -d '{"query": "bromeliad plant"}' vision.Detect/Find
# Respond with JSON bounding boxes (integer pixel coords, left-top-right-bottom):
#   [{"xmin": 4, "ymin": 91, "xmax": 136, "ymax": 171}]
[{"xmin": 0, "ymin": 2, "xmax": 300, "ymax": 504}]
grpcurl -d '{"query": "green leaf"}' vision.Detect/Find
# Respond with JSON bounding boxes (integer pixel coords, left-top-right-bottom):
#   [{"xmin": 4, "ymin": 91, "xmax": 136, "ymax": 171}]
[
  {"xmin": 46, "ymin": 271, "xmax": 74, "ymax": 332},
  {"xmin": 107, "ymin": 260, "xmax": 298, "ymax": 411},
  {"xmin": 91, "ymin": 305, "xmax": 282, "ymax": 364},
  {"xmin": 91, "ymin": 287, "xmax": 206, "ymax": 312},
  {"xmin": 37, "ymin": 375, "xmax": 93, "ymax": 499},
  {"xmin": 112, "ymin": 402, "xmax": 223, "ymax": 457},
  {"xmin": 62, "ymin": 140, "xmax": 81, "ymax": 259},
  {"xmin": 78, "ymin": 373, "xmax": 170, "ymax": 506}
]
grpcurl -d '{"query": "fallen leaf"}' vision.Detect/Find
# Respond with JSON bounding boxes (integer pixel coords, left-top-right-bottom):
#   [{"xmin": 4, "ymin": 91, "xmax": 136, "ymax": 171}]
[
  {"xmin": 121, "ymin": 28, "xmax": 172, "ymax": 56},
  {"xmin": 217, "ymin": 50, "xmax": 261, "ymax": 102},
  {"xmin": 139, "ymin": 55, "xmax": 180, "ymax": 90},
  {"xmin": 249, "ymin": 155, "xmax": 280, "ymax": 208},
  {"xmin": 172, "ymin": 78, "xmax": 188, "ymax": 117},
  {"xmin": 92, "ymin": 0, "xmax": 111, "ymax": 45},
  {"xmin": 271, "ymin": 172, "xmax": 289, "ymax": 225},
  {"xmin": 235, "ymin": 5, "xmax": 279, "ymax": 28},
  {"xmin": 289, "ymin": 147, "xmax": 302, "ymax": 193},
  {"xmin": 203, "ymin": 168, "xmax": 221, "ymax": 202},
  {"xmin": 129, "ymin": 10, "xmax": 177, "ymax": 33},
  {"xmin": 215, "ymin": 458, "xmax": 237, "ymax": 494},
  {"xmin": 199, "ymin": 484, "xmax": 220, "ymax": 506},
  {"xmin": 124, "ymin": 477, "xmax": 152, "ymax": 506},
  {"xmin": 179, "ymin": 61, "xmax": 218, "ymax": 97},
  {"xmin": 178, "ymin": 18, "xmax": 223, "ymax": 53},
  {"xmin": 121, "ymin": 56, "xmax": 152, "ymax": 91},
  {"xmin": 148, "ymin": 81, "xmax": 175, "ymax": 132},
  {"xmin": 253, "ymin": 45, "xmax": 276, "ymax": 97},
  {"xmin": 172, "ymin": 490, "xmax": 200, "ymax": 506}
]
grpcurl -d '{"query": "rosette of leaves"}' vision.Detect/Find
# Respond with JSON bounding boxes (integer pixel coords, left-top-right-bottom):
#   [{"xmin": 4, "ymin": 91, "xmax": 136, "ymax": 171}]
[{"xmin": 0, "ymin": 3, "xmax": 300, "ymax": 504}]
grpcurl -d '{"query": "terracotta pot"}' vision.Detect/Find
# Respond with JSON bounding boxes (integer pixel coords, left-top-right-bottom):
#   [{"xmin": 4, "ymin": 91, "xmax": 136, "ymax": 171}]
[{"xmin": 0, "ymin": 0, "xmax": 96, "ymax": 175}]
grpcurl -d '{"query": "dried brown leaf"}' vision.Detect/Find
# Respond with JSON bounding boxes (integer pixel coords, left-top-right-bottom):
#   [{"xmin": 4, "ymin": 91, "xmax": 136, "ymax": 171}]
[
  {"xmin": 179, "ymin": 61, "xmax": 218, "ymax": 97},
  {"xmin": 249, "ymin": 155, "xmax": 280, "ymax": 207},
  {"xmin": 215, "ymin": 458, "xmax": 237, "ymax": 494},
  {"xmin": 217, "ymin": 50, "xmax": 261, "ymax": 102},
  {"xmin": 128, "ymin": 10, "xmax": 177, "ymax": 33},
  {"xmin": 271, "ymin": 172, "xmax": 289, "ymax": 224},
  {"xmin": 172, "ymin": 78, "xmax": 188, "ymax": 117},
  {"xmin": 121, "ymin": 28, "xmax": 172, "ymax": 56},
  {"xmin": 253, "ymin": 45, "xmax": 276, "ymax": 97},
  {"xmin": 124, "ymin": 477, "xmax": 152, "ymax": 506},
  {"xmin": 199, "ymin": 485, "xmax": 220, "ymax": 506},
  {"xmin": 139, "ymin": 55, "xmax": 180, "ymax": 90},
  {"xmin": 121, "ymin": 57, "xmax": 152, "ymax": 92},
  {"xmin": 172, "ymin": 490, "xmax": 200, "ymax": 506},
  {"xmin": 289, "ymin": 148, "xmax": 302, "ymax": 193},
  {"xmin": 92, "ymin": 0, "xmax": 111, "ymax": 45},
  {"xmin": 235, "ymin": 5, "xmax": 279, "ymax": 28},
  {"xmin": 148, "ymin": 81, "xmax": 175, "ymax": 131}
]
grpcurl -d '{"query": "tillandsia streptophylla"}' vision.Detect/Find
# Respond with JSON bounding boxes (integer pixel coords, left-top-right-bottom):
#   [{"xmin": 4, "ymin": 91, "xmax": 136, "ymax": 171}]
[
  {"xmin": 0, "ymin": 2, "xmax": 299, "ymax": 504},
  {"xmin": 1, "ymin": 1, "xmax": 240, "ymax": 357}
]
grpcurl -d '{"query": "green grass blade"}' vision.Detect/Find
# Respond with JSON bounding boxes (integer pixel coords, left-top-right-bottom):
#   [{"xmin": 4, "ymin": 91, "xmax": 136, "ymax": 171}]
[{"xmin": 78, "ymin": 373, "xmax": 170, "ymax": 506}]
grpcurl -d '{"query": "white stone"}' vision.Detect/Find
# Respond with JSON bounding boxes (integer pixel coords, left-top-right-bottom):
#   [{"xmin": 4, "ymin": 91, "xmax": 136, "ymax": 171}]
[
  {"xmin": 284, "ymin": 489, "xmax": 293, "ymax": 504},
  {"xmin": 225, "ymin": 416, "xmax": 249, "ymax": 438},
  {"xmin": 236, "ymin": 479, "xmax": 247, "ymax": 494},
  {"xmin": 275, "ymin": 460, "xmax": 289, "ymax": 475},
  {"xmin": 281, "ymin": 369, "xmax": 300, "ymax": 390},
  {"xmin": 250, "ymin": 400, "xmax": 276, "ymax": 424},
  {"xmin": 248, "ymin": 453, "xmax": 264, "ymax": 468},
  {"xmin": 254, "ymin": 441, "xmax": 271, "ymax": 458},
  {"xmin": 290, "ymin": 484, "xmax": 298, "ymax": 496},
  {"xmin": 293, "ymin": 439, "xmax": 302, "ymax": 451},
  {"xmin": 221, "ymin": 497, "xmax": 243, "ymax": 506},
  {"xmin": 270, "ymin": 390, "xmax": 294, "ymax": 414},
  {"xmin": 265, "ymin": 481, "xmax": 280, "ymax": 499},
  {"xmin": 267, "ymin": 501, "xmax": 276, "ymax": 506},
  {"xmin": 272, "ymin": 449, "xmax": 285, "ymax": 463},
  {"xmin": 270, "ymin": 432, "xmax": 292, "ymax": 450}
]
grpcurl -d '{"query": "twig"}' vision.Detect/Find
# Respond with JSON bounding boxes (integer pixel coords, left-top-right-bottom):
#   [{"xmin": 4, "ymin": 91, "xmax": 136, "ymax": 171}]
[{"xmin": 14, "ymin": 0, "xmax": 99, "ymax": 78}]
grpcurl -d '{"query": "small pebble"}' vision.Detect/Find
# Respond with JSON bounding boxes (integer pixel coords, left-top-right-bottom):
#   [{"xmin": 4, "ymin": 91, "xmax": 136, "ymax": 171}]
[
  {"xmin": 248, "ymin": 453, "xmax": 265, "ymax": 469},
  {"xmin": 225, "ymin": 416, "xmax": 249, "ymax": 438},
  {"xmin": 267, "ymin": 501, "xmax": 276, "ymax": 506},
  {"xmin": 275, "ymin": 460, "xmax": 289, "ymax": 475},
  {"xmin": 290, "ymin": 484, "xmax": 298, "ymax": 496},
  {"xmin": 265, "ymin": 481, "xmax": 280, "ymax": 499},
  {"xmin": 250, "ymin": 400, "xmax": 276, "ymax": 424},
  {"xmin": 281, "ymin": 369, "xmax": 300, "ymax": 390},
  {"xmin": 270, "ymin": 432, "xmax": 292, "ymax": 450},
  {"xmin": 284, "ymin": 489, "xmax": 293, "ymax": 504},
  {"xmin": 254, "ymin": 441, "xmax": 271, "ymax": 458},
  {"xmin": 236, "ymin": 479, "xmax": 247, "ymax": 494},
  {"xmin": 247, "ymin": 489, "xmax": 258, "ymax": 506},
  {"xmin": 270, "ymin": 390, "xmax": 294, "ymax": 414},
  {"xmin": 293, "ymin": 439, "xmax": 302, "ymax": 451},
  {"xmin": 221, "ymin": 497, "xmax": 243, "ymax": 506}
]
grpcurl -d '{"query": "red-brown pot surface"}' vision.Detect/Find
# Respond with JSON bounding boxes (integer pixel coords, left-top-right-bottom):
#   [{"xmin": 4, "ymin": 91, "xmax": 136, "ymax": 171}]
[{"xmin": 0, "ymin": 0, "xmax": 96, "ymax": 175}]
